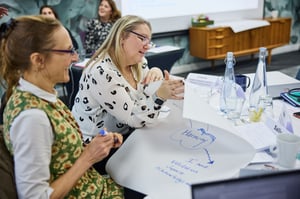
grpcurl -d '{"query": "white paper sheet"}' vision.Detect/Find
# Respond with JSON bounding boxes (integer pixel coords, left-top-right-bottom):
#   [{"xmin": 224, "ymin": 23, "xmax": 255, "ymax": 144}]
[
  {"xmin": 214, "ymin": 19, "xmax": 270, "ymax": 33},
  {"xmin": 106, "ymin": 101, "xmax": 255, "ymax": 199},
  {"xmin": 235, "ymin": 122, "xmax": 276, "ymax": 151},
  {"xmin": 147, "ymin": 45, "xmax": 180, "ymax": 53},
  {"xmin": 183, "ymin": 79, "xmax": 235, "ymax": 134},
  {"xmin": 251, "ymin": 151, "xmax": 274, "ymax": 164},
  {"xmin": 143, "ymin": 80, "xmax": 163, "ymax": 96}
]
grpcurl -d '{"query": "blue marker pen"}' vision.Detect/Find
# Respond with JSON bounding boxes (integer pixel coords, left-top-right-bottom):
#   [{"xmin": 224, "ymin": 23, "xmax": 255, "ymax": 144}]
[{"xmin": 99, "ymin": 129, "xmax": 107, "ymax": 136}]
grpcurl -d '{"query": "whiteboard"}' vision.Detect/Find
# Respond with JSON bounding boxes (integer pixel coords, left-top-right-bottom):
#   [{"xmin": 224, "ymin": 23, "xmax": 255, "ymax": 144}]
[{"xmin": 116, "ymin": 0, "xmax": 264, "ymax": 33}]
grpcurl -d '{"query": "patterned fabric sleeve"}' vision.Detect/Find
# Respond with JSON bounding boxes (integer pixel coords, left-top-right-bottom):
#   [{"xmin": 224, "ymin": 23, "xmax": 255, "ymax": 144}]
[{"xmin": 80, "ymin": 58, "xmax": 161, "ymax": 130}]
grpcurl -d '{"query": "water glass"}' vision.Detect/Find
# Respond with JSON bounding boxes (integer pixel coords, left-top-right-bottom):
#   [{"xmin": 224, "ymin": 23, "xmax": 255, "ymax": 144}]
[
  {"xmin": 249, "ymin": 95, "xmax": 273, "ymax": 122},
  {"xmin": 227, "ymin": 97, "xmax": 245, "ymax": 122},
  {"xmin": 262, "ymin": 95, "xmax": 274, "ymax": 118}
]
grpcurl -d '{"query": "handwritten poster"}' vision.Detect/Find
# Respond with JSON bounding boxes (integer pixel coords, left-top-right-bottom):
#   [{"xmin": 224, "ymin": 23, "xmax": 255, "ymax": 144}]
[{"xmin": 106, "ymin": 101, "xmax": 255, "ymax": 199}]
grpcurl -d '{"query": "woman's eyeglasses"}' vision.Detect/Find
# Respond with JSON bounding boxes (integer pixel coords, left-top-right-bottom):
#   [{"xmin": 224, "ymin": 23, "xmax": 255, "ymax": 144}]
[
  {"xmin": 42, "ymin": 47, "xmax": 77, "ymax": 55},
  {"xmin": 129, "ymin": 30, "xmax": 155, "ymax": 48}
]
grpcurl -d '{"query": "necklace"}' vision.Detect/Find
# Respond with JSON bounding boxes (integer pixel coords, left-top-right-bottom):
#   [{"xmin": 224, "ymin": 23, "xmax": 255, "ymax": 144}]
[{"xmin": 123, "ymin": 66, "xmax": 137, "ymax": 89}]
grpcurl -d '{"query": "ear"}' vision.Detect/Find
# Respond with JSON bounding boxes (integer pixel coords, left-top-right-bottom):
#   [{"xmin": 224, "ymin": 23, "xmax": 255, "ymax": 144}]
[{"xmin": 30, "ymin": 52, "xmax": 45, "ymax": 71}]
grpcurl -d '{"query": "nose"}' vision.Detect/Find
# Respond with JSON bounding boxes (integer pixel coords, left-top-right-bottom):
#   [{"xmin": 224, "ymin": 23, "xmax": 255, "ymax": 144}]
[{"xmin": 72, "ymin": 52, "xmax": 79, "ymax": 62}]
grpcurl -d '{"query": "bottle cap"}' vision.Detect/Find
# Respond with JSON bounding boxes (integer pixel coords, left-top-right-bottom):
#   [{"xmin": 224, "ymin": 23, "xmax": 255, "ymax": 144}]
[
  {"xmin": 224, "ymin": 52, "xmax": 235, "ymax": 67},
  {"xmin": 226, "ymin": 52, "xmax": 234, "ymax": 60},
  {"xmin": 259, "ymin": 47, "xmax": 267, "ymax": 52}
]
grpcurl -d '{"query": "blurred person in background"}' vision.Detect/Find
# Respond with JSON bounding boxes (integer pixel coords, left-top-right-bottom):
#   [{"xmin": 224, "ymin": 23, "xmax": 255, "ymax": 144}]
[
  {"xmin": 84, "ymin": 0, "xmax": 121, "ymax": 55},
  {"xmin": 40, "ymin": 5, "xmax": 79, "ymax": 51}
]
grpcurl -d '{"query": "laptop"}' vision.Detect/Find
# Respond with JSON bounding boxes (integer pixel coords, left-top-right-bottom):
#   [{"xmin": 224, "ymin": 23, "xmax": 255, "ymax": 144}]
[{"xmin": 192, "ymin": 169, "xmax": 300, "ymax": 199}]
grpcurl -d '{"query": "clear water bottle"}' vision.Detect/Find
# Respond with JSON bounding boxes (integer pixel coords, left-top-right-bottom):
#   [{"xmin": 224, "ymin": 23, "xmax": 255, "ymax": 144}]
[
  {"xmin": 249, "ymin": 47, "xmax": 270, "ymax": 122},
  {"xmin": 220, "ymin": 52, "xmax": 237, "ymax": 114}
]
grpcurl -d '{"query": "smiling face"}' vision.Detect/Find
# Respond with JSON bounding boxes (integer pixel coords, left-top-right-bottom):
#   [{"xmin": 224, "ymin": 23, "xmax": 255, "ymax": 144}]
[
  {"xmin": 45, "ymin": 27, "xmax": 78, "ymax": 84},
  {"xmin": 122, "ymin": 23, "xmax": 152, "ymax": 66},
  {"xmin": 33, "ymin": 26, "xmax": 78, "ymax": 91},
  {"xmin": 98, "ymin": 0, "xmax": 112, "ymax": 21}
]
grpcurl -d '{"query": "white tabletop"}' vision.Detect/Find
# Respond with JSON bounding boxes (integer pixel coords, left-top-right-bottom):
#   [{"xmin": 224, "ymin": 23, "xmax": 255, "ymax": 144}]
[{"xmin": 106, "ymin": 71, "xmax": 300, "ymax": 199}]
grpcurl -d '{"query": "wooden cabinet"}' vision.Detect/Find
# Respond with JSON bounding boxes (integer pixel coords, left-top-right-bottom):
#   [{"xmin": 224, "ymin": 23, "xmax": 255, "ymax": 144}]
[{"xmin": 189, "ymin": 18, "xmax": 291, "ymax": 66}]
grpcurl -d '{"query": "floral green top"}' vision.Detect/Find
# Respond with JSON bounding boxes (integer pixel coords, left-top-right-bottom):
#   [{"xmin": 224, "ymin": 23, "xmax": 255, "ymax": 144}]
[{"xmin": 3, "ymin": 82, "xmax": 123, "ymax": 198}]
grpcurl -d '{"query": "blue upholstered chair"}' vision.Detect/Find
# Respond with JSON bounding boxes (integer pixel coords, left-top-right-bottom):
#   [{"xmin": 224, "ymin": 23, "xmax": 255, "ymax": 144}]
[{"xmin": 296, "ymin": 68, "xmax": 300, "ymax": 80}]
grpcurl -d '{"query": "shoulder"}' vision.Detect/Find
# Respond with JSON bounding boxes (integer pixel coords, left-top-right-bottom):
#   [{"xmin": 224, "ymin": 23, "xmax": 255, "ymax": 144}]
[{"xmin": 86, "ymin": 55, "xmax": 121, "ymax": 79}]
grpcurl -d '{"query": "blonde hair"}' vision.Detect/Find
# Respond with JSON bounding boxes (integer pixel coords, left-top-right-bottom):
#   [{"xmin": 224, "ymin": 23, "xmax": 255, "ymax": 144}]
[{"xmin": 87, "ymin": 15, "xmax": 151, "ymax": 81}]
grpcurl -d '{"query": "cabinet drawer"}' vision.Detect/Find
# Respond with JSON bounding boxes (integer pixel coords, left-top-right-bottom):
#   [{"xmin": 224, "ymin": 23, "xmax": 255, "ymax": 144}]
[
  {"xmin": 189, "ymin": 18, "xmax": 291, "ymax": 62},
  {"xmin": 206, "ymin": 28, "xmax": 233, "ymax": 57},
  {"xmin": 207, "ymin": 28, "xmax": 232, "ymax": 38},
  {"xmin": 207, "ymin": 37, "xmax": 232, "ymax": 57}
]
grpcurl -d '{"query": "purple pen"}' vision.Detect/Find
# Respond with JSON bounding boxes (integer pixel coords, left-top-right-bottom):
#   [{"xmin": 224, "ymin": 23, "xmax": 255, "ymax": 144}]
[{"xmin": 99, "ymin": 129, "xmax": 107, "ymax": 136}]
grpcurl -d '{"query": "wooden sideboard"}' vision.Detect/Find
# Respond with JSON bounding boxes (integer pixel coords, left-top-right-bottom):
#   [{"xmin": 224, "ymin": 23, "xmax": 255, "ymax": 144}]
[{"xmin": 189, "ymin": 18, "xmax": 291, "ymax": 67}]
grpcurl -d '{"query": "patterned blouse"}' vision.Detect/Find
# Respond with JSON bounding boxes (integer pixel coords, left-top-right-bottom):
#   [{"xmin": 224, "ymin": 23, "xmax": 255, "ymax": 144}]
[
  {"xmin": 72, "ymin": 54, "xmax": 164, "ymax": 142},
  {"xmin": 84, "ymin": 18, "xmax": 114, "ymax": 55}
]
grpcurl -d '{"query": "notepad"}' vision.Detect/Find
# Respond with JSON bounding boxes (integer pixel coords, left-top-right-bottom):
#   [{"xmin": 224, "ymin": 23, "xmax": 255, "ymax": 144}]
[
  {"xmin": 280, "ymin": 92, "xmax": 300, "ymax": 107},
  {"xmin": 235, "ymin": 122, "xmax": 276, "ymax": 151}
]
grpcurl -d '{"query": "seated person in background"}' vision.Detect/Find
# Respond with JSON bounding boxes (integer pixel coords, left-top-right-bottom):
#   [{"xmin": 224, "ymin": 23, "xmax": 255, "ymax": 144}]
[
  {"xmin": 72, "ymin": 15, "xmax": 184, "ymax": 142},
  {"xmin": 84, "ymin": 0, "xmax": 121, "ymax": 55},
  {"xmin": 0, "ymin": 15, "xmax": 124, "ymax": 198},
  {"xmin": 40, "ymin": 5, "xmax": 79, "ymax": 51}
]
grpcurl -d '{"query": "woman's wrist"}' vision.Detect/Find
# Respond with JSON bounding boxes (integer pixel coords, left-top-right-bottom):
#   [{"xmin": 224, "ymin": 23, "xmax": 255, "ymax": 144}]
[{"xmin": 153, "ymin": 92, "xmax": 166, "ymax": 105}]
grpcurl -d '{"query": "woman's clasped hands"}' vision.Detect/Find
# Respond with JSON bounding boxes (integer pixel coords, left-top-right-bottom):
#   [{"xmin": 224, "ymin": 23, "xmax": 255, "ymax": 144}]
[
  {"xmin": 143, "ymin": 68, "xmax": 185, "ymax": 100},
  {"xmin": 142, "ymin": 67, "xmax": 163, "ymax": 83}
]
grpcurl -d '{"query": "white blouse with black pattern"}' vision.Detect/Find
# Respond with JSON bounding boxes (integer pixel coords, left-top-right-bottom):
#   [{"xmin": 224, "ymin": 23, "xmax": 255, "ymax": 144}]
[
  {"xmin": 71, "ymin": 54, "xmax": 162, "ymax": 141},
  {"xmin": 84, "ymin": 18, "xmax": 114, "ymax": 54}
]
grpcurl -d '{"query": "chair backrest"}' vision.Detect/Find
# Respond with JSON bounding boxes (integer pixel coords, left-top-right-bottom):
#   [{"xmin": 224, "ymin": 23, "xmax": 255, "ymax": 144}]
[
  {"xmin": 296, "ymin": 68, "xmax": 300, "ymax": 80},
  {"xmin": 65, "ymin": 66, "xmax": 83, "ymax": 109},
  {"xmin": 0, "ymin": 126, "xmax": 18, "ymax": 199}
]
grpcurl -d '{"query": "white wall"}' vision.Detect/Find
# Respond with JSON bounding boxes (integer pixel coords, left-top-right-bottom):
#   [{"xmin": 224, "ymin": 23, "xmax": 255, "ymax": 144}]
[{"xmin": 117, "ymin": 0, "xmax": 264, "ymax": 33}]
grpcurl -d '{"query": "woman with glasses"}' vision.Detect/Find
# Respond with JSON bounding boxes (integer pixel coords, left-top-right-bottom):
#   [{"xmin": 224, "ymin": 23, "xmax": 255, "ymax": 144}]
[
  {"xmin": 0, "ymin": 15, "xmax": 124, "ymax": 198},
  {"xmin": 84, "ymin": 0, "xmax": 121, "ymax": 55},
  {"xmin": 71, "ymin": 15, "xmax": 184, "ymax": 173}
]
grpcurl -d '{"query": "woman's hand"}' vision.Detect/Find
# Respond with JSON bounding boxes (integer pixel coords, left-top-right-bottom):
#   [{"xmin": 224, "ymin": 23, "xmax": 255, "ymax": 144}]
[
  {"xmin": 142, "ymin": 67, "xmax": 163, "ymax": 84},
  {"xmin": 156, "ymin": 70, "xmax": 185, "ymax": 100},
  {"xmin": 81, "ymin": 132, "xmax": 123, "ymax": 165},
  {"xmin": 112, "ymin": 133, "xmax": 123, "ymax": 148}
]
